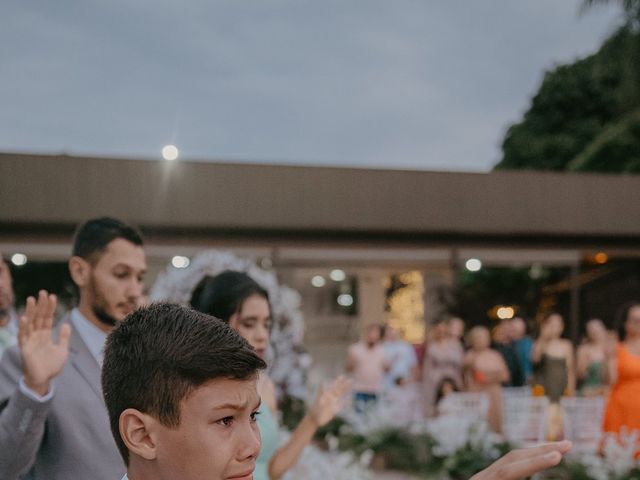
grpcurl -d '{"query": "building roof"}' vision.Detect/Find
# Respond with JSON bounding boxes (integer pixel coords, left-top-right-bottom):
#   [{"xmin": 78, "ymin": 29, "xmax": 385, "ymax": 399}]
[{"xmin": 1, "ymin": 152, "xmax": 639, "ymax": 250}]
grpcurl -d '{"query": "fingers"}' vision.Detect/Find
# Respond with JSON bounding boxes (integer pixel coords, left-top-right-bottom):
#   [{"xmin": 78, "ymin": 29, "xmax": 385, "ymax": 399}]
[
  {"xmin": 42, "ymin": 293, "xmax": 57, "ymax": 330},
  {"xmin": 334, "ymin": 375, "xmax": 352, "ymax": 395},
  {"xmin": 28, "ymin": 290, "xmax": 56, "ymax": 331},
  {"xmin": 327, "ymin": 375, "xmax": 352, "ymax": 396},
  {"xmin": 493, "ymin": 449, "xmax": 563, "ymax": 479},
  {"xmin": 58, "ymin": 323, "xmax": 72, "ymax": 351},
  {"xmin": 316, "ymin": 383, "xmax": 325, "ymax": 400},
  {"xmin": 18, "ymin": 312, "xmax": 30, "ymax": 348},
  {"xmin": 33, "ymin": 290, "xmax": 48, "ymax": 330},
  {"xmin": 18, "ymin": 296, "xmax": 37, "ymax": 344},
  {"xmin": 18, "ymin": 291, "xmax": 58, "ymax": 346},
  {"xmin": 497, "ymin": 441, "xmax": 572, "ymax": 464},
  {"xmin": 478, "ymin": 441, "xmax": 571, "ymax": 480}
]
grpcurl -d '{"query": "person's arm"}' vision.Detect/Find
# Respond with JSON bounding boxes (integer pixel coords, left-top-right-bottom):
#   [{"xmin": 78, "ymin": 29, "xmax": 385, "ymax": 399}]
[
  {"xmin": 0, "ymin": 292, "xmax": 71, "ymax": 479},
  {"xmin": 345, "ymin": 345, "xmax": 355, "ymax": 373},
  {"xmin": 576, "ymin": 344, "xmax": 589, "ymax": 380},
  {"xmin": 0, "ymin": 352, "xmax": 55, "ymax": 479},
  {"xmin": 530, "ymin": 340, "xmax": 543, "ymax": 364},
  {"xmin": 463, "ymin": 351, "xmax": 475, "ymax": 387},
  {"xmin": 267, "ymin": 376, "xmax": 350, "ymax": 480},
  {"xmin": 603, "ymin": 335, "xmax": 618, "ymax": 385},
  {"xmin": 470, "ymin": 441, "xmax": 572, "ymax": 480},
  {"xmin": 565, "ymin": 341, "xmax": 576, "ymax": 395},
  {"xmin": 496, "ymin": 354, "xmax": 511, "ymax": 384}
]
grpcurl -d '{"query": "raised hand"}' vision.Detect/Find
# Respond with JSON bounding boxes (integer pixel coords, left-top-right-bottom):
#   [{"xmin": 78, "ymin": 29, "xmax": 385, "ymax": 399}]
[
  {"xmin": 604, "ymin": 332, "xmax": 618, "ymax": 358},
  {"xmin": 308, "ymin": 375, "xmax": 352, "ymax": 427},
  {"xmin": 470, "ymin": 441, "xmax": 572, "ymax": 480},
  {"xmin": 18, "ymin": 290, "xmax": 72, "ymax": 396},
  {"xmin": 539, "ymin": 322, "xmax": 554, "ymax": 342}
]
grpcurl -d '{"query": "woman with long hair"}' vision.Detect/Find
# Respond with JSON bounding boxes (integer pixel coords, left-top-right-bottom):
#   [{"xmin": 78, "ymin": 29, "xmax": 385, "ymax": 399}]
[
  {"xmin": 190, "ymin": 270, "xmax": 349, "ymax": 480},
  {"xmin": 531, "ymin": 313, "xmax": 576, "ymax": 402},
  {"xmin": 422, "ymin": 318, "xmax": 465, "ymax": 417},
  {"xmin": 531, "ymin": 312, "xmax": 575, "ymax": 440},
  {"xmin": 576, "ymin": 318, "xmax": 608, "ymax": 396}
]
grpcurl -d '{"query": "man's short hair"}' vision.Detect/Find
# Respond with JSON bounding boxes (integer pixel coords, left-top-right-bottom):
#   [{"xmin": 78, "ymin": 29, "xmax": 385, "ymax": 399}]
[
  {"xmin": 101, "ymin": 302, "xmax": 267, "ymax": 464},
  {"xmin": 72, "ymin": 217, "xmax": 143, "ymax": 263}
]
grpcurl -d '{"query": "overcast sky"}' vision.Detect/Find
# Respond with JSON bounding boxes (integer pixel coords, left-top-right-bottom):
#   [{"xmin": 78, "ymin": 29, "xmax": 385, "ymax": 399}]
[{"xmin": 0, "ymin": 1, "xmax": 623, "ymax": 171}]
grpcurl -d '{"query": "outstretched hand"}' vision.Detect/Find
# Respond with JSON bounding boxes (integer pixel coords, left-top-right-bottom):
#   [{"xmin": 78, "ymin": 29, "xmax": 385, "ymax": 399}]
[
  {"xmin": 18, "ymin": 290, "xmax": 71, "ymax": 396},
  {"xmin": 308, "ymin": 375, "xmax": 352, "ymax": 428},
  {"xmin": 470, "ymin": 441, "xmax": 572, "ymax": 480}
]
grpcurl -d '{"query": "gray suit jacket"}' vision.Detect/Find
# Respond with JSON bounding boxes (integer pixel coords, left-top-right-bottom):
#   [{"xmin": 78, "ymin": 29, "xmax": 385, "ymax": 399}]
[{"xmin": 0, "ymin": 317, "xmax": 125, "ymax": 480}]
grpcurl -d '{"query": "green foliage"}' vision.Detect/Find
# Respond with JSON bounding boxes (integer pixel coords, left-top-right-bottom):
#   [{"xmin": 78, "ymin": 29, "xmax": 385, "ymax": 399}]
[
  {"xmin": 453, "ymin": 266, "xmax": 568, "ymax": 327},
  {"xmin": 314, "ymin": 415, "xmax": 349, "ymax": 441},
  {"xmin": 438, "ymin": 445, "xmax": 493, "ymax": 480},
  {"xmin": 583, "ymin": 0, "xmax": 640, "ymax": 29},
  {"xmin": 496, "ymin": 27, "xmax": 634, "ymax": 172},
  {"xmin": 495, "ymin": 12, "xmax": 640, "ymax": 174},
  {"xmin": 366, "ymin": 429, "xmax": 436, "ymax": 473},
  {"xmin": 316, "ymin": 420, "xmax": 516, "ymax": 478},
  {"xmin": 621, "ymin": 467, "xmax": 640, "ymax": 480},
  {"xmin": 536, "ymin": 457, "xmax": 640, "ymax": 480},
  {"xmin": 279, "ymin": 395, "xmax": 307, "ymax": 431},
  {"xmin": 568, "ymin": 109, "xmax": 640, "ymax": 172},
  {"xmin": 536, "ymin": 458, "xmax": 598, "ymax": 480}
]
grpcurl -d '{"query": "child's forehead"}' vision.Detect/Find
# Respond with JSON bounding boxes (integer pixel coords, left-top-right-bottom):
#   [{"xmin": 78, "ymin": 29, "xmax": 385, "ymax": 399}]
[{"xmin": 184, "ymin": 377, "xmax": 260, "ymax": 410}]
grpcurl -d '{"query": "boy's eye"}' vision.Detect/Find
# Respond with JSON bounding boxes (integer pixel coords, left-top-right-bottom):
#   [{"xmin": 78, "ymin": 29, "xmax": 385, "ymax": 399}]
[
  {"xmin": 250, "ymin": 411, "xmax": 261, "ymax": 422},
  {"xmin": 218, "ymin": 416, "xmax": 234, "ymax": 427}
]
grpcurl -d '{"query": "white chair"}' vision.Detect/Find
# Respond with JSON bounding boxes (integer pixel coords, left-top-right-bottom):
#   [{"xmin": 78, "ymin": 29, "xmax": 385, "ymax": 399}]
[
  {"xmin": 437, "ymin": 391, "xmax": 489, "ymax": 421},
  {"xmin": 561, "ymin": 396, "xmax": 605, "ymax": 453},
  {"xmin": 502, "ymin": 395, "xmax": 549, "ymax": 447},
  {"xmin": 501, "ymin": 386, "xmax": 532, "ymax": 399}
]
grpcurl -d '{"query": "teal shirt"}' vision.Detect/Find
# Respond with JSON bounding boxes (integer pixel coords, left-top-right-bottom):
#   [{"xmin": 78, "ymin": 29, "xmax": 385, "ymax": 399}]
[{"xmin": 255, "ymin": 403, "xmax": 280, "ymax": 480}]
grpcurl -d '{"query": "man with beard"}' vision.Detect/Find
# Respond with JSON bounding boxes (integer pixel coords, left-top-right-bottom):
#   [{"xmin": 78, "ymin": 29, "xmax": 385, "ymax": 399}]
[
  {"xmin": 0, "ymin": 254, "xmax": 18, "ymax": 355},
  {"xmin": 0, "ymin": 217, "xmax": 146, "ymax": 480}
]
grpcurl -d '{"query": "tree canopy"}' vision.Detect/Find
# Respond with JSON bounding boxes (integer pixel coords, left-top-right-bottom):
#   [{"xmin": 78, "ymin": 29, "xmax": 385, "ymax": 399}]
[{"xmin": 495, "ymin": 1, "xmax": 640, "ymax": 173}]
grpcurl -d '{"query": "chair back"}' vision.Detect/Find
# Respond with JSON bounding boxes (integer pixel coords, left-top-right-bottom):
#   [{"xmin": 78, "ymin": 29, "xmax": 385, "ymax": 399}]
[
  {"xmin": 502, "ymin": 395, "xmax": 549, "ymax": 447},
  {"xmin": 561, "ymin": 396, "xmax": 605, "ymax": 453}
]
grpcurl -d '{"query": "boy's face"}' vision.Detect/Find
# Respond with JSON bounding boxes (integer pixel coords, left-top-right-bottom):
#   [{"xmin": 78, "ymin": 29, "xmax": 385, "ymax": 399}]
[{"xmin": 154, "ymin": 377, "xmax": 261, "ymax": 480}]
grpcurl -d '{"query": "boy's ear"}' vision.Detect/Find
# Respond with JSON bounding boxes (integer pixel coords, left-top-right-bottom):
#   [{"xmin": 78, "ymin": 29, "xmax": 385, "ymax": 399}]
[{"xmin": 119, "ymin": 408, "xmax": 159, "ymax": 461}]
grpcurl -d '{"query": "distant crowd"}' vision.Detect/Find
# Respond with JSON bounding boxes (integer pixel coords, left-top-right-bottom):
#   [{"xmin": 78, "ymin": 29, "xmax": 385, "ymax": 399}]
[{"xmin": 345, "ymin": 307, "xmax": 640, "ymax": 440}]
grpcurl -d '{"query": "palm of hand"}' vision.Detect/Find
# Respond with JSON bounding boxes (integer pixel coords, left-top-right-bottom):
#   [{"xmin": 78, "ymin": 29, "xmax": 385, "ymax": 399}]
[
  {"xmin": 310, "ymin": 376, "xmax": 351, "ymax": 427},
  {"xmin": 21, "ymin": 329, "xmax": 70, "ymax": 386},
  {"xmin": 18, "ymin": 291, "xmax": 71, "ymax": 393}
]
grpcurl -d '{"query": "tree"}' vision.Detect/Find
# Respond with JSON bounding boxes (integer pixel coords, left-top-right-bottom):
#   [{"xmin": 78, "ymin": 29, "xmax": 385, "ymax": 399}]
[
  {"xmin": 583, "ymin": 0, "xmax": 640, "ymax": 29},
  {"xmin": 495, "ymin": 2, "xmax": 640, "ymax": 173}
]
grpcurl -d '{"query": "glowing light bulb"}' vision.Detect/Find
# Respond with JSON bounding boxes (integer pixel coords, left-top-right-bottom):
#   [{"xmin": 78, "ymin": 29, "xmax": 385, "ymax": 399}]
[
  {"xmin": 465, "ymin": 258, "xmax": 482, "ymax": 272},
  {"xmin": 171, "ymin": 255, "xmax": 190, "ymax": 269},
  {"xmin": 330, "ymin": 269, "xmax": 346, "ymax": 282},
  {"xmin": 311, "ymin": 275, "xmax": 326, "ymax": 287},
  {"xmin": 162, "ymin": 145, "xmax": 179, "ymax": 161},
  {"xmin": 11, "ymin": 253, "xmax": 27, "ymax": 266}
]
